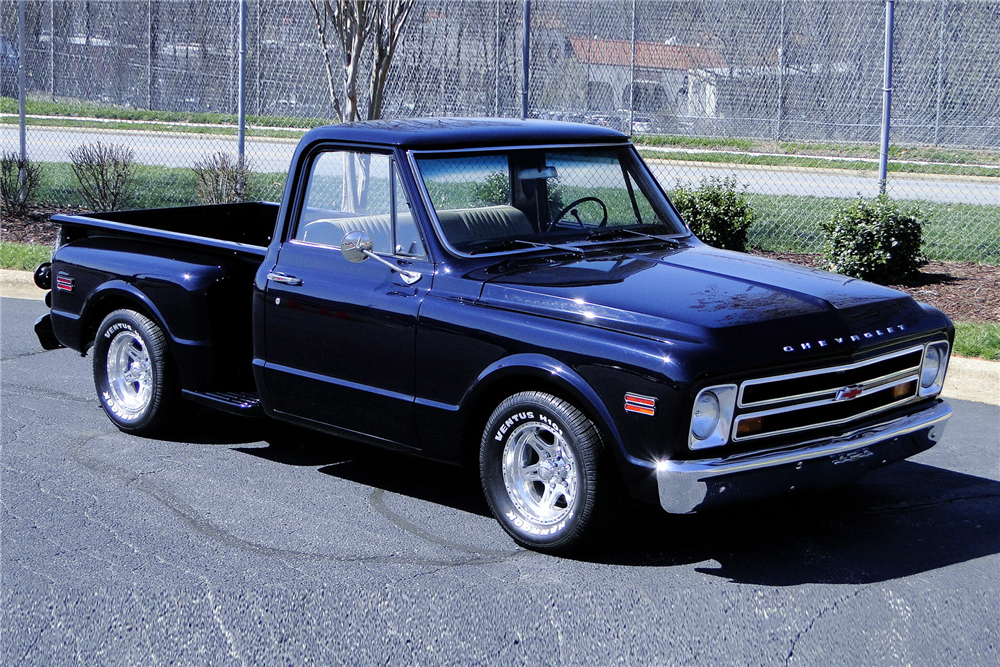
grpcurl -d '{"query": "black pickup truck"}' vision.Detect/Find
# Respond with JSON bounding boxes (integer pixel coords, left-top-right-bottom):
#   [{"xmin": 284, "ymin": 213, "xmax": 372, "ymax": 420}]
[{"xmin": 33, "ymin": 118, "xmax": 953, "ymax": 553}]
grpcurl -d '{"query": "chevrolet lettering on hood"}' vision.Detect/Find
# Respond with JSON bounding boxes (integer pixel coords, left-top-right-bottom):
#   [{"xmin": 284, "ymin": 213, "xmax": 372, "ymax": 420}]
[{"xmin": 783, "ymin": 324, "xmax": 907, "ymax": 352}]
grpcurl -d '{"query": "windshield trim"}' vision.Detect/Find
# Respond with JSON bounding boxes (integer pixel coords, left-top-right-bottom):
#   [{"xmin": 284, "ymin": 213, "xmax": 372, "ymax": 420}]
[{"xmin": 406, "ymin": 142, "xmax": 690, "ymax": 260}]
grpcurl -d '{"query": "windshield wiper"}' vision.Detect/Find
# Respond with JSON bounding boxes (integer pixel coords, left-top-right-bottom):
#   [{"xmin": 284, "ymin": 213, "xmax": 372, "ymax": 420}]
[
  {"xmin": 583, "ymin": 227, "xmax": 682, "ymax": 246},
  {"xmin": 469, "ymin": 238, "xmax": 584, "ymax": 256},
  {"xmin": 622, "ymin": 229, "xmax": 683, "ymax": 245}
]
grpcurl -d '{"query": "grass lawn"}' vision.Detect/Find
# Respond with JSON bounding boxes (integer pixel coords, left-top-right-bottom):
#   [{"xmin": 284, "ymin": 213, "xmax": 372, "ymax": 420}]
[
  {"xmin": 0, "ymin": 242, "xmax": 52, "ymax": 271},
  {"xmin": 953, "ymin": 322, "xmax": 1000, "ymax": 361},
  {"xmin": 1, "ymin": 96, "xmax": 327, "ymax": 130}
]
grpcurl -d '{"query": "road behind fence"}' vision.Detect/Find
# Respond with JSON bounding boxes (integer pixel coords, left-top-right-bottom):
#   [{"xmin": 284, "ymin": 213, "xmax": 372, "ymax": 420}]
[{"xmin": 2, "ymin": 0, "xmax": 997, "ymax": 263}]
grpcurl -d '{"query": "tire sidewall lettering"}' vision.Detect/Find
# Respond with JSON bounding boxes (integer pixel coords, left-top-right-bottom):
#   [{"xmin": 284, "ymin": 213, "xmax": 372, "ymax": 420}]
[
  {"xmin": 101, "ymin": 391, "xmax": 142, "ymax": 421},
  {"xmin": 103, "ymin": 321, "xmax": 138, "ymax": 340},
  {"xmin": 494, "ymin": 410, "xmax": 534, "ymax": 441},
  {"xmin": 505, "ymin": 509, "xmax": 571, "ymax": 537}
]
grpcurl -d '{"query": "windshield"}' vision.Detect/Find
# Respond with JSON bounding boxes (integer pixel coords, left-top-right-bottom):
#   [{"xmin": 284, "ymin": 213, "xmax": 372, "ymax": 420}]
[{"xmin": 413, "ymin": 146, "xmax": 687, "ymax": 255}]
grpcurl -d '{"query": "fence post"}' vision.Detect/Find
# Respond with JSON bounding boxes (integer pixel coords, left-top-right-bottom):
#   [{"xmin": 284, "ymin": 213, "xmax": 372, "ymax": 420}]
[
  {"xmin": 18, "ymin": 0, "xmax": 26, "ymax": 161},
  {"xmin": 255, "ymin": 0, "xmax": 261, "ymax": 117},
  {"xmin": 147, "ymin": 0, "xmax": 153, "ymax": 109},
  {"xmin": 878, "ymin": 0, "xmax": 895, "ymax": 194},
  {"xmin": 521, "ymin": 0, "xmax": 530, "ymax": 119},
  {"xmin": 629, "ymin": 0, "xmax": 636, "ymax": 136},
  {"xmin": 777, "ymin": 0, "xmax": 786, "ymax": 140},
  {"xmin": 49, "ymin": 0, "xmax": 55, "ymax": 101},
  {"xmin": 238, "ymin": 0, "xmax": 247, "ymax": 160},
  {"xmin": 494, "ymin": 0, "xmax": 500, "ymax": 117}
]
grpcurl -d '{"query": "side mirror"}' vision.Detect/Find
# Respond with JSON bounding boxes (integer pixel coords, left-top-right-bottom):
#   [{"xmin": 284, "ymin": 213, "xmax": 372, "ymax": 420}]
[
  {"xmin": 340, "ymin": 230, "xmax": 373, "ymax": 263},
  {"xmin": 340, "ymin": 230, "xmax": 422, "ymax": 285}
]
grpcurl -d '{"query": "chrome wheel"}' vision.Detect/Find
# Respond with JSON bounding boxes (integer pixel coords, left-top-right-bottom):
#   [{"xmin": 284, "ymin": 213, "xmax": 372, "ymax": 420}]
[
  {"xmin": 104, "ymin": 330, "xmax": 154, "ymax": 418},
  {"xmin": 501, "ymin": 421, "xmax": 579, "ymax": 526}
]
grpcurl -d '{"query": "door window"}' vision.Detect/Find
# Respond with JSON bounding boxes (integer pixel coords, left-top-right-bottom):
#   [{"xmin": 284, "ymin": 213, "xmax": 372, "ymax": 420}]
[{"xmin": 295, "ymin": 150, "xmax": 424, "ymax": 258}]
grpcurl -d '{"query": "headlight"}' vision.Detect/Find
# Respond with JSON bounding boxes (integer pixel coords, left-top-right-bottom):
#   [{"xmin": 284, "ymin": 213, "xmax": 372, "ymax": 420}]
[
  {"xmin": 691, "ymin": 391, "xmax": 720, "ymax": 440},
  {"xmin": 918, "ymin": 342, "xmax": 949, "ymax": 397},
  {"xmin": 920, "ymin": 345, "xmax": 942, "ymax": 388},
  {"xmin": 689, "ymin": 385, "xmax": 738, "ymax": 450}
]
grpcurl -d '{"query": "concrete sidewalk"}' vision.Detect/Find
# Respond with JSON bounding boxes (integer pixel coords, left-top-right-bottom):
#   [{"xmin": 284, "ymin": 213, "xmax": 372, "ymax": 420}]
[{"xmin": 3, "ymin": 268, "xmax": 998, "ymax": 406}]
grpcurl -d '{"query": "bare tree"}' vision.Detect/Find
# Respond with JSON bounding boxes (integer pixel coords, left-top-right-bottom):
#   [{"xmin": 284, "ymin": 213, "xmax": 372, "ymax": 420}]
[{"xmin": 309, "ymin": 0, "xmax": 416, "ymax": 123}]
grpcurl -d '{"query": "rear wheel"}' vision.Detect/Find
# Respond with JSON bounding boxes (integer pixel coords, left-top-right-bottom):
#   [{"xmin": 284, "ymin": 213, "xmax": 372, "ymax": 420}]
[
  {"xmin": 480, "ymin": 391, "xmax": 608, "ymax": 553},
  {"xmin": 93, "ymin": 309, "xmax": 179, "ymax": 435}
]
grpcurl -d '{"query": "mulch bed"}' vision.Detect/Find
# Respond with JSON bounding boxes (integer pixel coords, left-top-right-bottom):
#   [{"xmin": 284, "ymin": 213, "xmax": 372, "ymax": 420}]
[
  {"xmin": 3, "ymin": 203, "xmax": 997, "ymax": 323},
  {"xmin": 753, "ymin": 250, "xmax": 1000, "ymax": 325}
]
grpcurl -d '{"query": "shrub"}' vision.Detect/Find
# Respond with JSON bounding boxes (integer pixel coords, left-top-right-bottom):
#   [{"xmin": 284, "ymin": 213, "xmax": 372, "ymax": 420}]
[
  {"xmin": 820, "ymin": 194, "xmax": 927, "ymax": 284},
  {"xmin": 192, "ymin": 152, "xmax": 254, "ymax": 204},
  {"xmin": 472, "ymin": 171, "xmax": 509, "ymax": 207},
  {"xmin": 0, "ymin": 152, "xmax": 42, "ymax": 218},
  {"xmin": 670, "ymin": 176, "xmax": 756, "ymax": 252},
  {"xmin": 69, "ymin": 142, "xmax": 138, "ymax": 211}
]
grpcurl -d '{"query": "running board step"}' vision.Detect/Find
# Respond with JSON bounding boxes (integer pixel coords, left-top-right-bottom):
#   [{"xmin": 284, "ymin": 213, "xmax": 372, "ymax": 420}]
[{"xmin": 182, "ymin": 390, "xmax": 263, "ymax": 416}]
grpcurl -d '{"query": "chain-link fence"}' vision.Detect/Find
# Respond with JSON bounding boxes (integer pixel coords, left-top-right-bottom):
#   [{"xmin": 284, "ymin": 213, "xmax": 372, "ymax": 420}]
[{"xmin": 3, "ymin": 0, "xmax": 998, "ymax": 263}]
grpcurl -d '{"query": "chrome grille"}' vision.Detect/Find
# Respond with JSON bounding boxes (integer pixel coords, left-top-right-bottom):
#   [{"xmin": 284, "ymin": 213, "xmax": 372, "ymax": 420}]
[{"xmin": 733, "ymin": 346, "xmax": 925, "ymax": 442}]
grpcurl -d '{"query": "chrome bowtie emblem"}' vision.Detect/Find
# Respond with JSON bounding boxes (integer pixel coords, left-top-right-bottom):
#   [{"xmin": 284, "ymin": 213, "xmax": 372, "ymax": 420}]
[{"xmin": 835, "ymin": 385, "xmax": 864, "ymax": 401}]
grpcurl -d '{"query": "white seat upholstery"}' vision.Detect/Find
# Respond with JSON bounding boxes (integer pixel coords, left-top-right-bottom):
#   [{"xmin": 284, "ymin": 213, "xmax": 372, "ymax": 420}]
[
  {"xmin": 301, "ymin": 214, "xmax": 393, "ymax": 253},
  {"xmin": 435, "ymin": 205, "xmax": 533, "ymax": 249}
]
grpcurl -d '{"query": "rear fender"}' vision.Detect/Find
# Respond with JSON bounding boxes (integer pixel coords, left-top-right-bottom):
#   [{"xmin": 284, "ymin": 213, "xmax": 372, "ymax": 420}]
[{"xmin": 75, "ymin": 281, "xmax": 214, "ymax": 391}]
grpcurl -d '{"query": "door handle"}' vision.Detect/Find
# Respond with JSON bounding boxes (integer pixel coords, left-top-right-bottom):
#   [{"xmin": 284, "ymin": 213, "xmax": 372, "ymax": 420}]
[{"xmin": 266, "ymin": 272, "xmax": 302, "ymax": 286}]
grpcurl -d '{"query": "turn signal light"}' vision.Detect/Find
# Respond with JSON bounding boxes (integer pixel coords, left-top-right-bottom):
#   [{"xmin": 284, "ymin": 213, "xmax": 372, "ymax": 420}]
[
  {"xmin": 893, "ymin": 380, "xmax": 917, "ymax": 400},
  {"xmin": 737, "ymin": 417, "xmax": 764, "ymax": 438}
]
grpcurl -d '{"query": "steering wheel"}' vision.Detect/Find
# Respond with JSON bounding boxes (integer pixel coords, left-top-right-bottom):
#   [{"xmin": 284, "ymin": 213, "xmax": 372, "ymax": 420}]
[{"xmin": 551, "ymin": 197, "xmax": 608, "ymax": 230}]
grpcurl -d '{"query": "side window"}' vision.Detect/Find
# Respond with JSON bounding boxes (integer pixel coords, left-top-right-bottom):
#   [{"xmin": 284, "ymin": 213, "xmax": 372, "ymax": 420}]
[{"xmin": 295, "ymin": 151, "xmax": 395, "ymax": 254}]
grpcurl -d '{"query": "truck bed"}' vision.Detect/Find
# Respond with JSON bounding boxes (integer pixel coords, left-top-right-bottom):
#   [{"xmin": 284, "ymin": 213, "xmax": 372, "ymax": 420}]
[
  {"xmin": 46, "ymin": 202, "xmax": 280, "ymax": 400},
  {"xmin": 52, "ymin": 201, "xmax": 278, "ymax": 257}
]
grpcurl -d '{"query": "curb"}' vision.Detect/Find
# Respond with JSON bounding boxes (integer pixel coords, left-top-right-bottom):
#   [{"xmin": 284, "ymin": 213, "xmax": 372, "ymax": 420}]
[
  {"xmin": 2, "ymin": 269, "xmax": 998, "ymax": 406},
  {"xmin": 1, "ymin": 269, "xmax": 42, "ymax": 301},
  {"xmin": 942, "ymin": 357, "xmax": 1000, "ymax": 406}
]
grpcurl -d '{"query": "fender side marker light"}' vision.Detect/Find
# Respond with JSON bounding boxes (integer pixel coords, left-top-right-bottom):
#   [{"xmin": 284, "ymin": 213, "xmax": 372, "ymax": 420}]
[{"xmin": 625, "ymin": 393, "xmax": 656, "ymax": 416}]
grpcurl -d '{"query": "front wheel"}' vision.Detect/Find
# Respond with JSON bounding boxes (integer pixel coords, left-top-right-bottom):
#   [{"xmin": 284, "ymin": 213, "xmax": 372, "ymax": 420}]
[
  {"xmin": 480, "ymin": 391, "xmax": 608, "ymax": 553},
  {"xmin": 93, "ymin": 309, "xmax": 179, "ymax": 435}
]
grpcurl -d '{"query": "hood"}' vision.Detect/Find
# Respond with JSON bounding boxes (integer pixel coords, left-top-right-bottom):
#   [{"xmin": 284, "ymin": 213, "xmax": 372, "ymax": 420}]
[{"xmin": 477, "ymin": 244, "xmax": 943, "ymax": 369}]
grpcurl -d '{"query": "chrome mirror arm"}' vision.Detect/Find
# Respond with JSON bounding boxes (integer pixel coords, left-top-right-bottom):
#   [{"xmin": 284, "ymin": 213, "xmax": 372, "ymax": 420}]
[
  {"xmin": 362, "ymin": 250, "xmax": 422, "ymax": 285},
  {"xmin": 341, "ymin": 230, "xmax": 421, "ymax": 285}
]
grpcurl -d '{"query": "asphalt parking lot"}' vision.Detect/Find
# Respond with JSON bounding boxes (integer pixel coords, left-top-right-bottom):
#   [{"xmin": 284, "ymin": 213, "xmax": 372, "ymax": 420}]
[{"xmin": 2, "ymin": 295, "xmax": 998, "ymax": 665}]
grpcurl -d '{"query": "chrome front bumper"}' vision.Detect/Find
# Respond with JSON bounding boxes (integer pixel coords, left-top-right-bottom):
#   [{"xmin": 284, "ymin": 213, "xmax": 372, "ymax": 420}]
[{"xmin": 655, "ymin": 400, "xmax": 952, "ymax": 514}]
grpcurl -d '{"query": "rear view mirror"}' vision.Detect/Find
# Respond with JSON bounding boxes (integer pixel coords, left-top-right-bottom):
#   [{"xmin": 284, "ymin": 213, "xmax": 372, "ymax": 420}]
[{"xmin": 519, "ymin": 166, "xmax": 558, "ymax": 180}]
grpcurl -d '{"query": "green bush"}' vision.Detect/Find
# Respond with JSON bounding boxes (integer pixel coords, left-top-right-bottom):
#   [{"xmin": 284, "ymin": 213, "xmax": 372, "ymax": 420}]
[
  {"xmin": 471, "ymin": 172, "xmax": 510, "ymax": 207},
  {"xmin": 670, "ymin": 177, "xmax": 756, "ymax": 252},
  {"xmin": 820, "ymin": 194, "xmax": 927, "ymax": 284}
]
